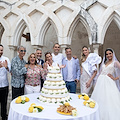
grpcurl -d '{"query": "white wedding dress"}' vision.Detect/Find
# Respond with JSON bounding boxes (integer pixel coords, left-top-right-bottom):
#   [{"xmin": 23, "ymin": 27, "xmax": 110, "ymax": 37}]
[{"xmin": 91, "ymin": 62, "xmax": 120, "ymax": 120}]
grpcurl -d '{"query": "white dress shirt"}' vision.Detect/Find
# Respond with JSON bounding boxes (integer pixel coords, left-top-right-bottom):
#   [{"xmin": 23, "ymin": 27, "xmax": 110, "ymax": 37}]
[
  {"xmin": 52, "ymin": 53, "xmax": 64, "ymax": 66},
  {"xmin": 66, "ymin": 57, "xmax": 74, "ymax": 82},
  {"xmin": 0, "ymin": 56, "xmax": 11, "ymax": 87}
]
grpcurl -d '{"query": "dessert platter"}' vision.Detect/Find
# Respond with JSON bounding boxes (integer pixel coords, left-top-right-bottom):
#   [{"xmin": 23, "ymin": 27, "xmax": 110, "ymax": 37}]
[
  {"xmin": 57, "ymin": 102, "xmax": 77, "ymax": 116},
  {"xmin": 38, "ymin": 65, "xmax": 71, "ymax": 104}
]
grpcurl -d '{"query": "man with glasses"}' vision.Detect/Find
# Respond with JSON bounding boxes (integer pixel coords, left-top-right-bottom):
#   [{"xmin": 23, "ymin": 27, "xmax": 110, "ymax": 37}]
[
  {"xmin": 0, "ymin": 44, "xmax": 11, "ymax": 120},
  {"xmin": 11, "ymin": 46, "xmax": 27, "ymax": 99}
]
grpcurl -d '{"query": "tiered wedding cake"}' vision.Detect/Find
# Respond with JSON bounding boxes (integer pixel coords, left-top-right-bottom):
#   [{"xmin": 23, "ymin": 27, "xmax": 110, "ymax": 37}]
[{"xmin": 38, "ymin": 65, "xmax": 71, "ymax": 104}]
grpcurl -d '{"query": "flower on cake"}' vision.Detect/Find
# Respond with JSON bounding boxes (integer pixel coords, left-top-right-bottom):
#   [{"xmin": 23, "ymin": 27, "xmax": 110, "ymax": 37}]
[
  {"xmin": 48, "ymin": 90, "xmax": 53, "ymax": 95},
  {"xmin": 28, "ymin": 103, "xmax": 44, "ymax": 113},
  {"xmin": 78, "ymin": 93, "xmax": 89, "ymax": 100},
  {"xmin": 44, "ymin": 89, "xmax": 48, "ymax": 94},
  {"xmin": 15, "ymin": 96, "xmax": 29, "ymax": 104}
]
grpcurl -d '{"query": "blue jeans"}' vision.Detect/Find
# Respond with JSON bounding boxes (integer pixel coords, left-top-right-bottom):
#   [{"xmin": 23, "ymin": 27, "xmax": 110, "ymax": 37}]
[{"xmin": 65, "ymin": 81, "xmax": 76, "ymax": 93}]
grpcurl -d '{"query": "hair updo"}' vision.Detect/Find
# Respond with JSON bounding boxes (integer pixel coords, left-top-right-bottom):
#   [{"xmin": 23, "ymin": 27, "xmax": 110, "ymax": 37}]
[{"xmin": 104, "ymin": 48, "xmax": 113, "ymax": 63}]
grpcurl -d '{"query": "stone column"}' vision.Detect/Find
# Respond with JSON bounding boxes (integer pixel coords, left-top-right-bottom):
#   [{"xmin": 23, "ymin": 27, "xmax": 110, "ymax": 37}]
[
  {"xmin": 93, "ymin": 44, "xmax": 100, "ymax": 54},
  {"xmin": 61, "ymin": 44, "xmax": 67, "ymax": 57},
  {"xmin": 9, "ymin": 45, "xmax": 16, "ymax": 61},
  {"xmin": 33, "ymin": 45, "xmax": 43, "ymax": 52}
]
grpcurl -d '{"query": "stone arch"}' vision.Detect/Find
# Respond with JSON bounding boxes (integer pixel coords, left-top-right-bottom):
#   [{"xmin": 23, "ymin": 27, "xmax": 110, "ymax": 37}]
[
  {"xmin": 98, "ymin": 8, "xmax": 120, "ymax": 44},
  {"xmin": 68, "ymin": 14, "xmax": 92, "ymax": 45},
  {"xmin": 67, "ymin": 8, "xmax": 97, "ymax": 45},
  {"xmin": 37, "ymin": 18, "xmax": 58, "ymax": 46},
  {"xmin": 11, "ymin": 18, "xmax": 32, "ymax": 47},
  {"xmin": 80, "ymin": 8, "xmax": 97, "ymax": 44},
  {"xmin": 100, "ymin": 18, "xmax": 120, "ymax": 61},
  {"xmin": 0, "ymin": 14, "xmax": 10, "ymax": 34},
  {"xmin": 0, "ymin": 23, "xmax": 5, "ymax": 43},
  {"xmin": 12, "ymin": 19, "xmax": 27, "ymax": 46}
]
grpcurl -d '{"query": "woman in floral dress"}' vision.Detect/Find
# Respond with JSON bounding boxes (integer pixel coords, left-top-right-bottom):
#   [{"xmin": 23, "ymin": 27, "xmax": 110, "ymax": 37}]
[{"xmin": 24, "ymin": 53, "xmax": 47, "ymax": 94}]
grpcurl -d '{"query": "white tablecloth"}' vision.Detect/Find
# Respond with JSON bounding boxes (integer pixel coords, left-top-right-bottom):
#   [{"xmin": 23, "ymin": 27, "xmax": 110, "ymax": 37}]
[{"xmin": 8, "ymin": 93, "xmax": 100, "ymax": 120}]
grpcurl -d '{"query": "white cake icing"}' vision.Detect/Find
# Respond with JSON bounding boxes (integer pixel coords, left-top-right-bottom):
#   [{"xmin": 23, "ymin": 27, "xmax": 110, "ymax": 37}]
[
  {"xmin": 46, "ymin": 73, "xmax": 63, "ymax": 81},
  {"xmin": 38, "ymin": 65, "xmax": 71, "ymax": 104},
  {"xmin": 47, "ymin": 66, "xmax": 60, "ymax": 73},
  {"xmin": 44, "ymin": 80, "xmax": 65, "ymax": 89}
]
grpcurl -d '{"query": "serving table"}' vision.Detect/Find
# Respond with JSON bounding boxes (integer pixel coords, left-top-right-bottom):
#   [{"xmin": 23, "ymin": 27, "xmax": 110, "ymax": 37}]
[{"xmin": 8, "ymin": 93, "xmax": 100, "ymax": 120}]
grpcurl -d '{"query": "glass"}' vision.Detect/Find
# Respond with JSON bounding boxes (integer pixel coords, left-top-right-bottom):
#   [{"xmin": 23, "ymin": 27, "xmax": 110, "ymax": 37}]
[{"xmin": 20, "ymin": 50, "xmax": 26, "ymax": 52}]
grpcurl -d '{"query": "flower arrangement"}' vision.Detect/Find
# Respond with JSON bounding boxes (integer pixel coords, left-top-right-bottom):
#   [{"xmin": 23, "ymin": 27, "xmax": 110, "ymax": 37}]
[
  {"xmin": 28, "ymin": 103, "xmax": 44, "ymax": 113},
  {"xmin": 83, "ymin": 100, "xmax": 96, "ymax": 108},
  {"xmin": 78, "ymin": 93, "xmax": 89, "ymax": 100},
  {"xmin": 15, "ymin": 96, "xmax": 29, "ymax": 104},
  {"xmin": 57, "ymin": 102, "xmax": 78, "ymax": 116}
]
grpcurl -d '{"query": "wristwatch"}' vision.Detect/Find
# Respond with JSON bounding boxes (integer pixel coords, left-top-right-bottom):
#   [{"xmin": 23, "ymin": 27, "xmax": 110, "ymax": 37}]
[{"xmin": 6, "ymin": 66, "xmax": 8, "ymax": 70}]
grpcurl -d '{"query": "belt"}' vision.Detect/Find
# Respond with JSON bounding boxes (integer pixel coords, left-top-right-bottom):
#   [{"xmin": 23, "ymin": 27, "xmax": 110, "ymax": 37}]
[
  {"xmin": 33, "ymin": 84, "xmax": 40, "ymax": 87},
  {"xmin": 28, "ymin": 84, "xmax": 40, "ymax": 87}
]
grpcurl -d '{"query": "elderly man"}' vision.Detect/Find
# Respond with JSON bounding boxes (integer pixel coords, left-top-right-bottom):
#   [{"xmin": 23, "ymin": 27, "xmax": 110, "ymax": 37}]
[
  {"xmin": 11, "ymin": 46, "xmax": 27, "ymax": 99},
  {"xmin": 0, "ymin": 44, "xmax": 11, "ymax": 120},
  {"xmin": 62, "ymin": 47, "xmax": 80, "ymax": 93}
]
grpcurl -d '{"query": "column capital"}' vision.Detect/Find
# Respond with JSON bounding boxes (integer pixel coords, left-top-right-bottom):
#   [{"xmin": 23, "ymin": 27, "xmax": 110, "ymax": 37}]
[
  {"xmin": 9, "ymin": 45, "xmax": 16, "ymax": 50},
  {"xmin": 60, "ymin": 44, "xmax": 67, "ymax": 48},
  {"xmin": 92, "ymin": 43, "xmax": 100, "ymax": 49},
  {"xmin": 60, "ymin": 44, "xmax": 68, "ymax": 57},
  {"xmin": 32, "ymin": 45, "xmax": 43, "ymax": 52},
  {"xmin": 92, "ymin": 43, "xmax": 101, "ymax": 54}
]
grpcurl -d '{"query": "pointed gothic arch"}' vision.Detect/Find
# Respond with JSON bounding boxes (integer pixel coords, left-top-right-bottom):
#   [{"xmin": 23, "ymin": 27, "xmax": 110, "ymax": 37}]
[
  {"xmin": 0, "ymin": 23, "xmax": 5, "ymax": 43},
  {"xmin": 37, "ymin": 18, "xmax": 58, "ymax": 46},
  {"xmin": 67, "ymin": 8, "xmax": 97, "ymax": 45},
  {"xmin": 99, "ymin": 11, "xmax": 120, "ymax": 44},
  {"xmin": 11, "ymin": 18, "xmax": 33, "ymax": 47}
]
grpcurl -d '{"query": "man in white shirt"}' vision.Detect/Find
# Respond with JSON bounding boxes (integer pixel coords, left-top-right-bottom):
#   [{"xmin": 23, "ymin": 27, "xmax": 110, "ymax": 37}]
[
  {"xmin": 52, "ymin": 43, "xmax": 64, "ymax": 66},
  {"xmin": 62, "ymin": 47, "xmax": 80, "ymax": 93},
  {"xmin": 0, "ymin": 44, "xmax": 11, "ymax": 120}
]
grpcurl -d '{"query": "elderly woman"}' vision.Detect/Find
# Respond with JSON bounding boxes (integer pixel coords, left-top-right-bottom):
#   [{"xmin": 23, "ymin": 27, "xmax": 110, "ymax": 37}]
[{"xmin": 24, "ymin": 53, "xmax": 47, "ymax": 94}]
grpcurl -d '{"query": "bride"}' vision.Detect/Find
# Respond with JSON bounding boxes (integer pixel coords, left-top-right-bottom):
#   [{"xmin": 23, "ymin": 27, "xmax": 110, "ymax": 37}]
[{"xmin": 91, "ymin": 48, "xmax": 120, "ymax": 120}]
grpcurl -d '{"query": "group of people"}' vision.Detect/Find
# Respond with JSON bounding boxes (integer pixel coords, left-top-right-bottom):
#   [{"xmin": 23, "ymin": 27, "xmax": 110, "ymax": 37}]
[{"xmin": 0, "ymin": 43, "xmax": 120, "ymax": 120}]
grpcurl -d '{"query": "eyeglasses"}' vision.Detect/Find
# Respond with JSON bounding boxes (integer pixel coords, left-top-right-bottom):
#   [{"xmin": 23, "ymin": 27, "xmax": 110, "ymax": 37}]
[{"xmin": 20, "ymin": 50, "xmax": 26, "ymax": 53}]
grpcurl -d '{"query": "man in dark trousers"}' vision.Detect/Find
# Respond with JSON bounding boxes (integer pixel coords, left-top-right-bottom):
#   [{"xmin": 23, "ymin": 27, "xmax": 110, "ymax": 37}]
[{"xmin": 0, "ymin": 44, "xmax": 11, "ymax": 120}]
